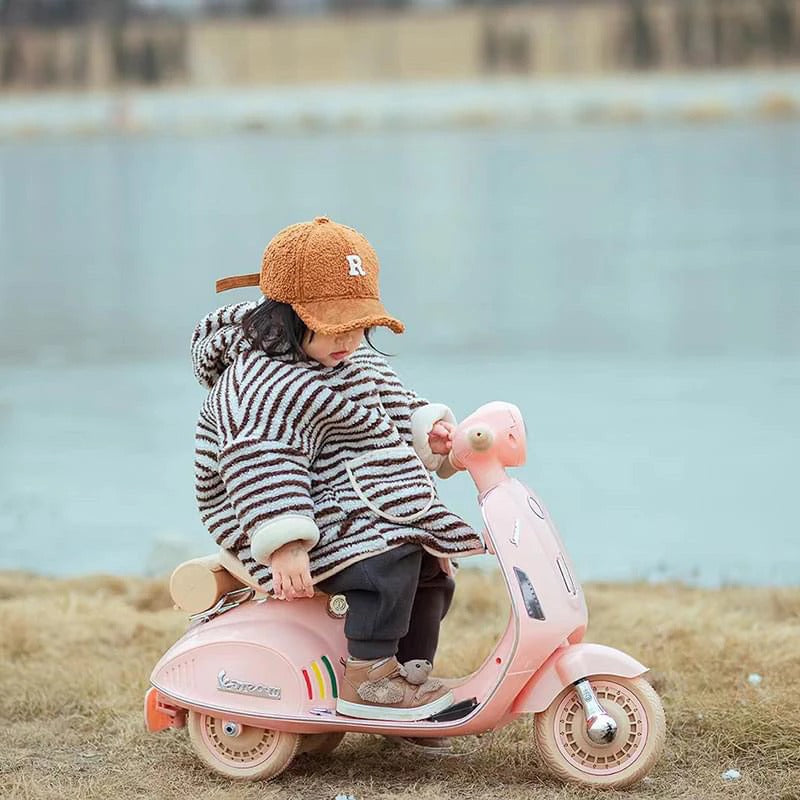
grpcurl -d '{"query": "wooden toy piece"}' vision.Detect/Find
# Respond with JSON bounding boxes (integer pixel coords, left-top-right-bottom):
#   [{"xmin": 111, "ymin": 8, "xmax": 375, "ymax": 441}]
[{"xmin": 169, "ymin": 554, "xmax": 245, "ymax": 614}]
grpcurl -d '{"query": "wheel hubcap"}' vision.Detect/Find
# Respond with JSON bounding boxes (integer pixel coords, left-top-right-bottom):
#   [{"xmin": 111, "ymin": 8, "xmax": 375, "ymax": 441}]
[
  {"xmin": 554, "ymin": 680, "xmax": 649, "ymax": 776},
  {"xmin": 202, "ymin": 716, "xmax": 278, "ymax": 768}
]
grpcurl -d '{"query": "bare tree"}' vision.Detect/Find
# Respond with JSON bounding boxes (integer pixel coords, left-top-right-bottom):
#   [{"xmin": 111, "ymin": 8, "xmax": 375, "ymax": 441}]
[
  {"xmin": 624, "ymin": 0, "xmax": 660, "ymax": 68},
  {"xmin": 765, "ymin": 0, "xmax": 795, "ymax": 62}
]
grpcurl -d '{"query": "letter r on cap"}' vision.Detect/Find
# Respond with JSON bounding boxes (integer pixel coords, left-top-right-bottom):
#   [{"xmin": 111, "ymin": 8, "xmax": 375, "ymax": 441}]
[{"xmin": 346, "ymin": 254, "xmax": 366, "ymax": 277}]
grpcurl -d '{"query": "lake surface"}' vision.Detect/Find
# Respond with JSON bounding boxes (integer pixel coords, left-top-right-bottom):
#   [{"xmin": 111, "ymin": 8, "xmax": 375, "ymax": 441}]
[{"xmin": 1, "ymin": 120, "xmax": 798, "ymax": 585}]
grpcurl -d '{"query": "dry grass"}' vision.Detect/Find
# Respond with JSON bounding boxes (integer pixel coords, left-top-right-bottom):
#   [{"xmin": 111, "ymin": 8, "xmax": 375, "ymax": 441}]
[{"xmin": 1, "ymin": 568, "xmax": 799, "ymax": 800}]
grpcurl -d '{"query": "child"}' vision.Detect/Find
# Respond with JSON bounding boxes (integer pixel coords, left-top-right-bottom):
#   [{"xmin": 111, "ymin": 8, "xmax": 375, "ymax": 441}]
[{"xmin": 191, "ymin": 216, "xmax": 484, "ymax": 725}]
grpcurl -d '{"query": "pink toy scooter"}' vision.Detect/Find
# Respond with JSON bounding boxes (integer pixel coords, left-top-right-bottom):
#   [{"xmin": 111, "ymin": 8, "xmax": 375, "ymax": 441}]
[{"xmin": 145, "ymin": 401, "xmax": 665, "ymax": 788}]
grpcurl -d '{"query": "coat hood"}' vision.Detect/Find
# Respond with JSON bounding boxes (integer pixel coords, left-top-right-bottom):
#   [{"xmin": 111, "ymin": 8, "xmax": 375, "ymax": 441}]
[{"xmin": 191, "ymin": 302, "xmax": 256, "ymax": 390}]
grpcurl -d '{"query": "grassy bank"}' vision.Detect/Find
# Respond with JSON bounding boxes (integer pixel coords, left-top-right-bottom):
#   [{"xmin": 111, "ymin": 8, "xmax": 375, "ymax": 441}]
[{"xmin": 1, "ymin": 569, "xmax": 798, "ymax": 800}]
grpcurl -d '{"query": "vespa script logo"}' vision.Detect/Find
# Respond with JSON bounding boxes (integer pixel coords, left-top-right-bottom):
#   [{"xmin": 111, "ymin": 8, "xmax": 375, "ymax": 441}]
[{"xmin": 217, "ymin": 670, "xmax": 281, "ymax": 700}]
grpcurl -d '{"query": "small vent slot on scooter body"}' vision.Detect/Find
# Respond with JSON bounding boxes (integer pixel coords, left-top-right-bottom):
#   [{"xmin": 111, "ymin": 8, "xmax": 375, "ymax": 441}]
[
  {"xmin": 556, "ymin": 555, "xmax": 577, "ymax": 595},
  {"xmin": 513, "ymin": 567, "xmax": 545, "ymax": 620}
]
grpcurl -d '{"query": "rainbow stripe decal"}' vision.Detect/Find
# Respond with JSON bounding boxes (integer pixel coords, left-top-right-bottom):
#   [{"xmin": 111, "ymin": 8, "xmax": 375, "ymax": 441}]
[{"xmin": 301, "ymin": 655, "xmax": 338, "ymax": 700}]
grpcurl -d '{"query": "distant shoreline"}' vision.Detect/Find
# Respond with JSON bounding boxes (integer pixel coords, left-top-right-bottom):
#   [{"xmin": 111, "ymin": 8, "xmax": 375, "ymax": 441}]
[{"xmin": 1, "ymin": 69, "xmax": 799, "ymax": 140}]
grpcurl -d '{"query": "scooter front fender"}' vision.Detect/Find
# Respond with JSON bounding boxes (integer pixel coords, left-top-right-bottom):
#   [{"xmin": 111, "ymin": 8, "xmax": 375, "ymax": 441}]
[{"xmin": 511, "ymin": 642, "xmax": 648, "ymax": 715}]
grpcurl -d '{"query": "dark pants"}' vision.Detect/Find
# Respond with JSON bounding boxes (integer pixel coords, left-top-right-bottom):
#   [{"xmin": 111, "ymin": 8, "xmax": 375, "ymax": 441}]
[{"xmin": 317, "ymin": 543, "xmax": 455, "ymax": 663}]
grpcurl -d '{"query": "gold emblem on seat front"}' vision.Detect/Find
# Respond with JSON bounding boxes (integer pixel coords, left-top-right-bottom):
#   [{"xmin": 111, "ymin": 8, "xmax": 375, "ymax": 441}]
[{"xmin": 327, "ymin": 594, "xmax": 348, "ymax": 618}]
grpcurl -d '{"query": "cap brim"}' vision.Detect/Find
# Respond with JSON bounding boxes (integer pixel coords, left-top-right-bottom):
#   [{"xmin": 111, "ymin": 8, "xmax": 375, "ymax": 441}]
[{"xmin": 292, "ymin": 297, "xmax": 405, "ymax": 335}]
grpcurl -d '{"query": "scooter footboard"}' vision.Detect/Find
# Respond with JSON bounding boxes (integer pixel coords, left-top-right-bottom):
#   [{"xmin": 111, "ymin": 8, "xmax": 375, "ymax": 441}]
[{"xmin": 511, "ymin": 643, "xmax": 648, "ymax": 714}]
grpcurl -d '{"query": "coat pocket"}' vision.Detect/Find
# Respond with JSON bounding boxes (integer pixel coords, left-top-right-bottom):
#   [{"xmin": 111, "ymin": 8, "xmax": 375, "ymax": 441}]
[
  {"xmin": 313, "ymin": 488, "xmax": 346, "ymax": 531},
  {"xmin": 344, "ymin": 446, "xmax": 436, "ymax": 524}
]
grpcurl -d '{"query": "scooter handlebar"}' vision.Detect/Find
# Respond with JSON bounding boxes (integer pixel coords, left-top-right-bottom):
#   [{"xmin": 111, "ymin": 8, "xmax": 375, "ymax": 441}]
[{"xmin": 448, "ymin": 401, "xmax": 527, "ymax": 488}]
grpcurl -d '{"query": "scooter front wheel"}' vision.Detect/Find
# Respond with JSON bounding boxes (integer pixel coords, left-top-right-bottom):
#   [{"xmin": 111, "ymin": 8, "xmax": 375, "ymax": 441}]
[
  {"xmin": 187, "ymin": 710, "xmax": 300, "ymax": 781},
  {"xmin": 534, "ymin": 675, "xmax": 665, "ymax": 789}
]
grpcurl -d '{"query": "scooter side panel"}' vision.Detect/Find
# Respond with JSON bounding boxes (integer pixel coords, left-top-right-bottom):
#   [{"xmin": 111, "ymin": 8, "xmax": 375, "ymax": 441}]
[
  {"xmin": 150, "ymin": 595, "xmax": 347, "ymax": 719},
  {"xmin": 154, "ymin": 640, "xmax": 303, "ymax": 714},
  {"xmin": 511, "ymin": 642, "xmax": 649, "ymax": 714}
]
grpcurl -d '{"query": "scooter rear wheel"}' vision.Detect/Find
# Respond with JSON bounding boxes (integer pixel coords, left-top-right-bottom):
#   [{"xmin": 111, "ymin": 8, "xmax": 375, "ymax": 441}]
[
  {"xmin": 187, "ymin": 710, "xmax": 300, "ymax": 781},
  {"xmin": 534, "ymin": 675, "xmax": 665, "ymax": 789}
]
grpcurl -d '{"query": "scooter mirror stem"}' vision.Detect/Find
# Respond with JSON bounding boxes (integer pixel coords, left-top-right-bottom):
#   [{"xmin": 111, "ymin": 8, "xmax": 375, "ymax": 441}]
[
  {"xmin": 471, "ymin": 462, "xmax": 511, "ymax": 496},
  {"xmin": 448, "ymin": 449, "xmax": 511, "ymax": 495}
]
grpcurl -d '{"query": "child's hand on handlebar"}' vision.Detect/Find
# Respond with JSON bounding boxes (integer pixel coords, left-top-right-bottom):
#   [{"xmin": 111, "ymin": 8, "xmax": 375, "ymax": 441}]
[
  {"xmin": 429, "ymin": 420, "xmax": 455, "ymax": 455},
  {"xmin": 269, "ymin": 541, "xmax": 314, "ymax": 600}
]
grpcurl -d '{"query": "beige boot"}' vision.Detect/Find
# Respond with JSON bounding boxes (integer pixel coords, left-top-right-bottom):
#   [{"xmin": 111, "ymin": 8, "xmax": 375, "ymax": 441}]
[{"xmin": 337, "ymin": 656, "xmax": 454, "ymax": 721}]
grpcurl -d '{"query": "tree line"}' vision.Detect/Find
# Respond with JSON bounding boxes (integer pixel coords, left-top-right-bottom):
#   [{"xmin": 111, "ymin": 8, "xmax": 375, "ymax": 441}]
[{"xmin": 1, "ymin": 0, "xmax": 798, "ymax": 88}]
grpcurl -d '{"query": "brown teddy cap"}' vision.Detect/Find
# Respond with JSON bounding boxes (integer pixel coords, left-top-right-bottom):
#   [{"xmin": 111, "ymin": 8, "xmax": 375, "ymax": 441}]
[{"xmin": 216, "ymin": 216, "xmax": 405, "ymax": 336}]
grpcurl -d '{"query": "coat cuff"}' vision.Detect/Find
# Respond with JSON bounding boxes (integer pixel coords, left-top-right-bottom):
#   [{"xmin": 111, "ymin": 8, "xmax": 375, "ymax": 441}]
[
  {"xmin": 410, "ymin": 402, "xmax": 456, "ymax": 471},
  {"xmin": 250, "ymin": 514, "xmax": 320, "ymax": 565}
]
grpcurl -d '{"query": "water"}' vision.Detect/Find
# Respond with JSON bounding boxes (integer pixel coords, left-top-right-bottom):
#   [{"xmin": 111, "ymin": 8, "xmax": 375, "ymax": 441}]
[{"xmin": 1, "ymin": 120, "xmax": 798, "ymax": 585}]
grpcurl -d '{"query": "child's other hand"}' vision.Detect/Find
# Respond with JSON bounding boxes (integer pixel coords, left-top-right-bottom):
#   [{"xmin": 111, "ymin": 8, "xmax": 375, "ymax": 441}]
[
  {"xmin": 428, "ymin": 420, "xmax": 455, "ymax": 455},
  {"xmin": 270, "ymin": 541, "xmax": 314, "ymax": 600}
]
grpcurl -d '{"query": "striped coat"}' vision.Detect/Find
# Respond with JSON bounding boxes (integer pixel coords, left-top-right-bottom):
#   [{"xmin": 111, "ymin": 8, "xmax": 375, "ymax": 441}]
[{"xmin": 192, "ymin": 302, "xmax": 484, "ymax": 591}]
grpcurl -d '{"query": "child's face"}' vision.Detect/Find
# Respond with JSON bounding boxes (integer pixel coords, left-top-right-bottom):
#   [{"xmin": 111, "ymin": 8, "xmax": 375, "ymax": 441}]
[{"xmin": 302, "ymin": 327, "xmax": 364, "ymax": 367}]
